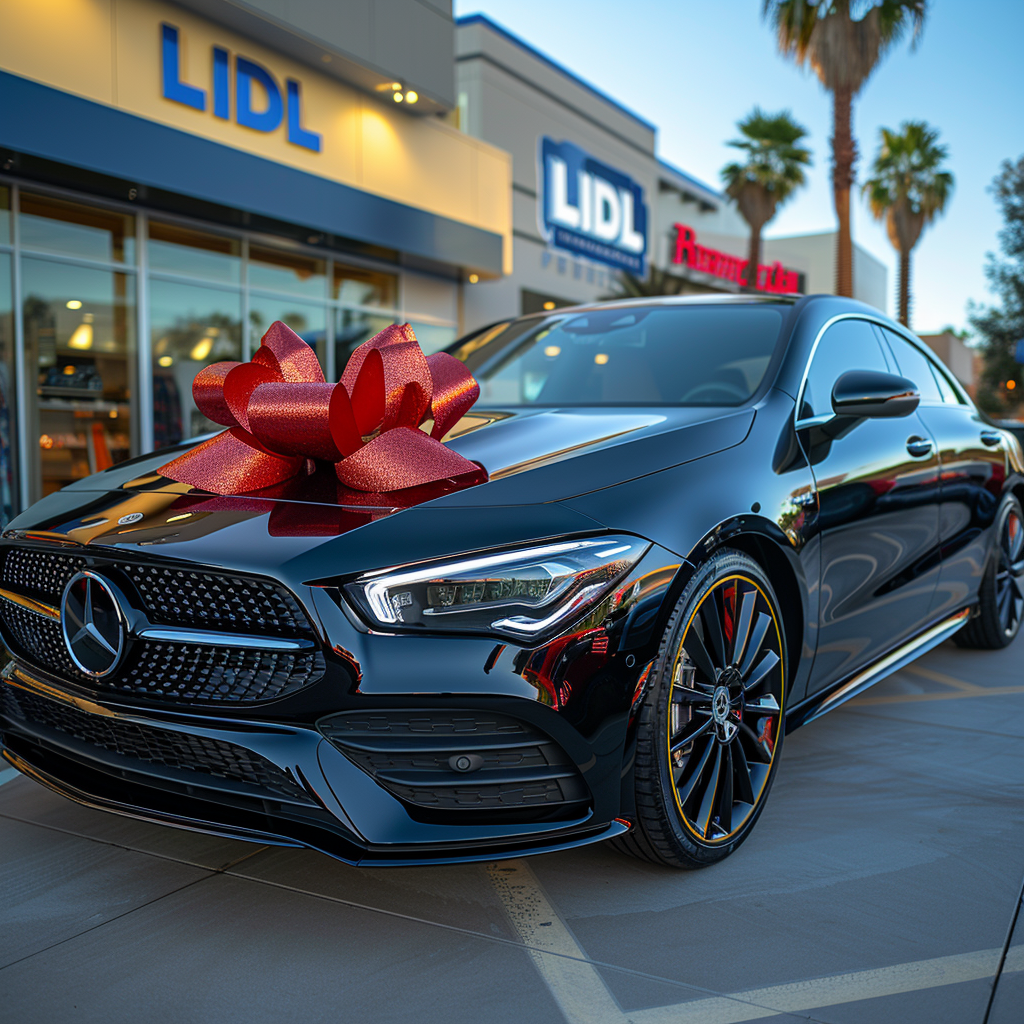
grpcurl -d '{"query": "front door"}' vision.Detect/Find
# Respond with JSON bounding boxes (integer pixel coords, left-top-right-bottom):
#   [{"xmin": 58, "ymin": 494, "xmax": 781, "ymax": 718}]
[{"xmin": 798, "ymin": 318, "xmax": 942, "ymax": 695}]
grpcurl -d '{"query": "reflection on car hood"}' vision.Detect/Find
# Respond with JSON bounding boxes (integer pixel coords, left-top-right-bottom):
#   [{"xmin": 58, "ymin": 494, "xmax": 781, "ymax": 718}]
[
  {"xmin": 5, "ymin": 405, "xmax": 753, "ymax": 569},
  {"xmin": 9, "ymin": 405, "xmax": 752, "ymax": 550}
]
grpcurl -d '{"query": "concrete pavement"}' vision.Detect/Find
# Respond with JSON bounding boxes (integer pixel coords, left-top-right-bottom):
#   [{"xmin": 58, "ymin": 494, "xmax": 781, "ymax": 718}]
[{"xmin": 1, "ymin": 629, "xmax": 1022, "ymax": 1024}]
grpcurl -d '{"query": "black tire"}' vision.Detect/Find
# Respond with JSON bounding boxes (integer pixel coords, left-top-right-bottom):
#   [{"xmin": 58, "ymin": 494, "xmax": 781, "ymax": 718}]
[
  {"xmin": 954, "ymin": 493, "xmax": 1024, "ymax": 650},
  {"xmin": 613, "ymin": 549, "xmax": 788, "ymax": 868}
]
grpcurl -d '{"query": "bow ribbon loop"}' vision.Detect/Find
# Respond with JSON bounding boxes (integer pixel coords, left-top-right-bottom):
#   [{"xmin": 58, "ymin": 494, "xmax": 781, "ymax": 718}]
[{"xmin": 159, "ymin": 321, "xmax": 484, "ymax": 497}]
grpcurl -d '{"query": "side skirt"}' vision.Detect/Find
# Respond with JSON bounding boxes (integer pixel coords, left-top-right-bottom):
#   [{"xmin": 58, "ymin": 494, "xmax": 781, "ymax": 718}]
[{"xmin": 786, "ymin": 607, "xmax": 971, "ymax": 730}]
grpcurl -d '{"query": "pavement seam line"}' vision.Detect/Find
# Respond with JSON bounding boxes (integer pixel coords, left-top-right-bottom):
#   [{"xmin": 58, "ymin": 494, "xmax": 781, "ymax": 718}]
[
  {"xmin": 0, "ymin": 841, "xmax": 269, "ymax": 974},
  {"xmin": 0, "ymin": 809, "xmax": 259, "ymax": 873},
  {"xmin": 629, "ymin": 945, "xmax": 1024, "ymax": 1024},
  {"xmin": 223, "ymin": 862, "xmax": 732, "ymax": 1001},
  {"xmin": 0, "ymin": 873, "xmax": 212, "ymax": 974}
]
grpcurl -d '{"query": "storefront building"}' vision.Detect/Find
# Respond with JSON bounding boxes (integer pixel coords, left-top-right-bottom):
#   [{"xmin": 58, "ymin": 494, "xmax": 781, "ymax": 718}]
[
  {"xmin": 455, "ymin": 15, "xmax": 887, "ymax": 329},
  {"xmin": 0, "ymin": 0, "xmax": 511, "ymax": 522}
]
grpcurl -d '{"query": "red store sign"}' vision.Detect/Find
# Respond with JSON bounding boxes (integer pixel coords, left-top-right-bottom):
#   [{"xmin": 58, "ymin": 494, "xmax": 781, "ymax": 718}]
[{"xmin": 672, "ymin": 224, "xmax": 801, "ymax": 294}]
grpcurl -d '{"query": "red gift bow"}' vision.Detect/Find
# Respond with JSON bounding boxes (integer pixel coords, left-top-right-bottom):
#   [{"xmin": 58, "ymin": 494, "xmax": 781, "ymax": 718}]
[{"xmin": 158, "ymin": 321, "xmax": 484, "ymax": 495}]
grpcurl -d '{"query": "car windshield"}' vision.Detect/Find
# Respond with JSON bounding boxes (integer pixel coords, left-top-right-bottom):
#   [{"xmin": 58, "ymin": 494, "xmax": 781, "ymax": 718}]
[{"xmin": 447, "ymin": 303, "xmax": 787, "ymax": 407}]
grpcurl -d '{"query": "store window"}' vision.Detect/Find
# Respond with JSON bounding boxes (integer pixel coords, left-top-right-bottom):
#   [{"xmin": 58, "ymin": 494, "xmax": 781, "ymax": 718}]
[
  {"xmin": 406, "ymin": 320, "xmax": 457, "ymax": 355},
  {"xmin": 19, "ymin": 192, "xmax": 135, "ymax": 264},
  {"xmin": 149, "ymin": 221, "xmax": 241, "ymax": 284},
  {"xmin": 22, "ymin": 258, "xmax": 135, "ymax": 501},
  {"xmin": 333, "ymin": 263, "xmax": 397, "ymax": 309},
  {"xmin": 335, "ymin": 309, "xmax": 395, "ymax": 371},
  {"xmin": 0, "ymin": 253, "xmax": 16, "ymax": 524},
  {"xmin": 249, "ymin": 295, "xmax": 327, "ymax": 372},
  {"xmin": 250, "ymin": 245, "xmax": 326, "ymax": 299},
  {"xmin": 0, "ymin": 186, "xmax": 9, "ymax": 245},
  {"xmin": 150, "ymin": 279, "xmax": 242, "ymax": 447}
]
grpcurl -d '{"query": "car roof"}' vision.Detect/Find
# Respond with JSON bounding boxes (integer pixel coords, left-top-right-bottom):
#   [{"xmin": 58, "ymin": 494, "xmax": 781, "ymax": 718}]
[{"xmin": 520, "ymin": 293, "xmax": 799, "ymax": 318}]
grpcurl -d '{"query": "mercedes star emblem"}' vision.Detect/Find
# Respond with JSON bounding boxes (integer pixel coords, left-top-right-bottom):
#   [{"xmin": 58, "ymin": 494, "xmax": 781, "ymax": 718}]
[{"xmin": 60, "ymin": 571, "xmax": 126, "ymax": 677}]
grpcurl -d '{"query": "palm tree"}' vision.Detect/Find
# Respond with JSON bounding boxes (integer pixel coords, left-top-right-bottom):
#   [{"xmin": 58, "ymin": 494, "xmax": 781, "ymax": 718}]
[
  {"xmin": 763, "ymin": 0, "xmax": 928, "ymax": 297},
  {"xmin": 862, "ymin": 121, "xmax": 952, "ymax": 327},
  {"xmin": 721, "ymin": 108, "xmax": 811, "ymax": 290}
]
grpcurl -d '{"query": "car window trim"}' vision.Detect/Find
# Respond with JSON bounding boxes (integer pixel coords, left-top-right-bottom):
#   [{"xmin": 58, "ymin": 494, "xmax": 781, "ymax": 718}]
[
  {"xmin": 794, "ymin": 313, "xmax": 973, "ymax": 429},
  {"xmin": 873, "ymin": 323, "xmax": 969, "ymax": 408}
]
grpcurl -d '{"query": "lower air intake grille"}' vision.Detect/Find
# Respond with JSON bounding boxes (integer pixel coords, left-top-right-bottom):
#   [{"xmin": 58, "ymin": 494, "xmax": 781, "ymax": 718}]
[
  {"xmin": 0, "ymin": 682, "xmax": 311, "ymax": 803},
  {"xmin": 319, "ymin": 710, "xmax": 589, "ymax": 823}
]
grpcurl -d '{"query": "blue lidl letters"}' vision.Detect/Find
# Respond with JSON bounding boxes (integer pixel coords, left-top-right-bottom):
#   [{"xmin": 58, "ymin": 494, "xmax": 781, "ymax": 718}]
[
  {"xmin": 539, "ymin": 138, "xmax": 647, "ymax": 274},
  {"xmin": 161, "ymin": 23, "xmax": 322, "ymax": 153}
]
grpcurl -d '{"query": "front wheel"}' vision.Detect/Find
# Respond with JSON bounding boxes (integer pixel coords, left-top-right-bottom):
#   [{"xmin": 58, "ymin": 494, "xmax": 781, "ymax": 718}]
[{"xmin": 614, "ymin": 550, "xmax": 788, "ymax": 868}]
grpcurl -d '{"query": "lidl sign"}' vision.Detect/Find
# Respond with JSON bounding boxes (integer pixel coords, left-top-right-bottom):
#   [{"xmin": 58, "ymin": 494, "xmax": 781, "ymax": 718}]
[
  {"xmin": 160, "ymin": 23, "xmax": 321, "ymax": 152},
  {"xmin": 539, "ymin": 138, "xmax": 647, "ymax": 274}
]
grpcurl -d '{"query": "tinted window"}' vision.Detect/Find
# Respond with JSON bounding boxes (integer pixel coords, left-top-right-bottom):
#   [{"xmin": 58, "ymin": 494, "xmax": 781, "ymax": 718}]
[
  {"xmin": 801, "ymin": 319, "xmax": 889, "ymax": 418},
  {"xmin": 879, "ymin": 329, "xmax": 943, "ymax": 403},
  {"xmin": 930, "ymin": 363, "xmax": 961, "ymax": 404},
  {"xmin": 452, "ymin": 304, "xmax": 786, "ymax": 407}
]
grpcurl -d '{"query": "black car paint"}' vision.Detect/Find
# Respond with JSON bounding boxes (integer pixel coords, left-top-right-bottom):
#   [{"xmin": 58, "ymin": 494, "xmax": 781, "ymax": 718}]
[{"xmin": 1, "ymin": 294, "xmax": 1021, "ymax": 865}]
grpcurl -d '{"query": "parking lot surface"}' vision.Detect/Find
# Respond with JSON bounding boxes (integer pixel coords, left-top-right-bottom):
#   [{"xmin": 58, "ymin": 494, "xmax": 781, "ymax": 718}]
[{"xmin": 1, "ymin": 630, "xmax": 1022, "ymax": 1024}]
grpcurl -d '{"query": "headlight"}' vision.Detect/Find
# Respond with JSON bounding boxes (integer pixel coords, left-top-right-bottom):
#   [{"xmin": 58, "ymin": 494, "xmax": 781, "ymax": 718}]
[{"xmin": 344, "ymin": 535, "xmax": 649, "ymax": 642}]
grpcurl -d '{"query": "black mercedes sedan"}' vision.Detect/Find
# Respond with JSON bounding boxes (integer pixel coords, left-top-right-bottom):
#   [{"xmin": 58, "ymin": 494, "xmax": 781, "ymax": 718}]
[{"xmin": 1, "ymin": 295, "xmax": 1022, "ymax": 868}]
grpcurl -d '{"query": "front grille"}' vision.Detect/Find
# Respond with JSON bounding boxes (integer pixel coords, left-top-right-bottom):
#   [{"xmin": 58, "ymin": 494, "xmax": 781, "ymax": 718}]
[
  {"xmin": 0, "ymin": 682, "xmax": 312, "ymax": 803},
  {"xmin": 0, "ymin": 545, "xmax": 325, "ymax": 705},
  {"xmin": 2, "ymin": 548, "xmax": 309, "ymax": 637},
  {"xmin": 2, "ymin": 548, "xmax": 87, "ymax": 600},
  {"xmin": 319, "ymin": 710, "xmax": 590, "ymax": 823}
]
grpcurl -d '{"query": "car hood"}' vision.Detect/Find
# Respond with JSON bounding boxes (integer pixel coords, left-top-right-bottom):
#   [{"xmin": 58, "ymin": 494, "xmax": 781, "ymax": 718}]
[{"xmin": 5, "ymin": 406, "xmax": 751, "ymax": 574}]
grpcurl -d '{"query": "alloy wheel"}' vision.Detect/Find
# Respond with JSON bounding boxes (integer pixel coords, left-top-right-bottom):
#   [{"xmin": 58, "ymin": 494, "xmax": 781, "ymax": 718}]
[{"xmin": 667, "ymin": 574, "xmax": 785, "ymax": 844}]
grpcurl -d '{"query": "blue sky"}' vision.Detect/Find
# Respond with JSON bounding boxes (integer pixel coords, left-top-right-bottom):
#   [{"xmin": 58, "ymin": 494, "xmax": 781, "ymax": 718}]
[{"xmin": 454, "ymin": 0, "xmax": 1024, "ymax": 334}]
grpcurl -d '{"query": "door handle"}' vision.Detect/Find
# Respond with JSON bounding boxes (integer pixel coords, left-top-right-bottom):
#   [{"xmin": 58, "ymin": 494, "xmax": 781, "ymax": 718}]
[
  {"xmin": 980, "ymin": 430, "xmax": 1004, "ymax": 447},
  {"xmin": 906, "ymin": 436, "xmax": 934, "ymax": 458}
]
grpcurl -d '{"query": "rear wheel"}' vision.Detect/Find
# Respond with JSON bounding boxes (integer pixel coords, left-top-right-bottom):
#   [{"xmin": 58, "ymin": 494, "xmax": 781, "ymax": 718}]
[
  {"xmin": 614, "ymin": 550, "xmax": 788, "ymax": 868},
  {"xmin": 955, "ymin": 494, "xmax": 1024, "ymax": 649}
]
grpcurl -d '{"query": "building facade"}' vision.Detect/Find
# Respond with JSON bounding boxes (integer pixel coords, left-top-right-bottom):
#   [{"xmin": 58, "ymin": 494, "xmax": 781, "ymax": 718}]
[
  {"xmin": 0, "ymin": 0, "xmax": 511, "ymax": 521},
  {"xmin": 456, "ymin": 15, "xmax": 887, "ymax": 329},
  {"xmin": 0, "ymin": 4, "xmax": 892, "ymax": 524}
]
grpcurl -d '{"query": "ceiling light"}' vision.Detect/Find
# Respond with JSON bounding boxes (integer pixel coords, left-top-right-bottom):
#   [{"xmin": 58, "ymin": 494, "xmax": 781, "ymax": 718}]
[
  {"xmin": 393, "ymin": 92, "xmax": 404, "ymax": 103},
  {"xmin": 190, "ymin": 338, "xmax": 213, "ymax": 361},
  {"xmin": 404, "ymin": 91, "xmax": 418, "ymax": 104},
  {"xmin": 392, "ymin": 82, "xmax": 402, "ymax": 90},
  {"xmin": 158, "ymin": 355, "xmax": 173, "ymax": 367},
  {"xmin": 68, "ymin": 323, "xmax": 93, "ymax": 349},
  {"xmin": 594, "ymin": 353, "xmax": 609, "ymax": 365},
  {"xmin": 65, "ymin": 299, "xmax": 82, "ymax": 310},
  {"xmin": 468, "ymin": 273, "xmax": 479, "ymax": 284}
]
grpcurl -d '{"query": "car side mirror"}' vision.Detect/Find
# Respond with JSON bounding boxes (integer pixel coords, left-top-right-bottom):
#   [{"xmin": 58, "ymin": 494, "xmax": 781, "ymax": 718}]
[{"xmin": 831, "ymin": 370, "xmax": 920, "ymax": 420}]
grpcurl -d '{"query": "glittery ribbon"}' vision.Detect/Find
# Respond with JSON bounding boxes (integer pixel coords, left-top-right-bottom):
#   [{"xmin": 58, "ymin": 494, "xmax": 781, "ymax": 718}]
[{"xmin": 158, "ymin": 321, "xmax": 484, "ymax": 496}]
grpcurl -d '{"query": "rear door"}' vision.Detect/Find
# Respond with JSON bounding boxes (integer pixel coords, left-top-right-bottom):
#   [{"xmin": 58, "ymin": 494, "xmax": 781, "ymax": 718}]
[
  {"xmin": 876, "ymin": 327, "xmax": 1008, "ymax": 622},
  {"xmin": 798, "ymin": 318, "xmax": 942, "ymax": 695}
]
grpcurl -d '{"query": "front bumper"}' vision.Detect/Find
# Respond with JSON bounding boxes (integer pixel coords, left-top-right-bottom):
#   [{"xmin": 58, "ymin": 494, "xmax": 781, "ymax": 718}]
[{"xmin": 0, "ymin": 662, "xmax": 628, "ymax": 866}]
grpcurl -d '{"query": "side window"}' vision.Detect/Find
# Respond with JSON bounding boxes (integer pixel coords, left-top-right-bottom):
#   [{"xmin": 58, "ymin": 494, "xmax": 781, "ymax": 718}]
[
  {"xmin": 930, "ymin": 362, "xmax": 963, "ymax": 405},
  {"xmin": 879, "ymin": 328, "xmax": 943, "ymax": 404},
  {"xmin": 801, "ymin": 319, "xmax": 890, "ymax": 419}
]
